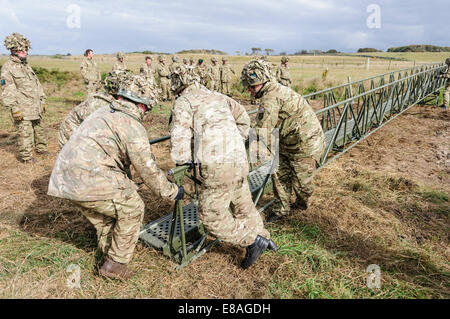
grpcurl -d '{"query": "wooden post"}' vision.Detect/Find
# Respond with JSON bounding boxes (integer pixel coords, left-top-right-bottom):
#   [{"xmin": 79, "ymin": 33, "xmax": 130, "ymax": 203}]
[{"xmin": 366, "ymin": 58, "xmax": 370, "ymax": 71}]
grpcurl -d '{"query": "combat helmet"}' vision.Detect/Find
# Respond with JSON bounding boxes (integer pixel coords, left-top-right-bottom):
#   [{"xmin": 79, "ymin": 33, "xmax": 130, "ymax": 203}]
[
  {"xmin": 281, "ymin": 56, "xmax": 289, "ymax": 63},
  {"xmin": 104, "ymin": 70, "xmax": 133, "ymax": 95},
  {"xmin": 241, "ymin": 59, "xmax": 273, "ymax": 87},
  {"xmin": 117, "ymin": 51, "xmax": 125, "ymax": 59},
  {"xmin": 222, "ymin": 57, "xmax": 228, "ymax": 62},
  {"xmin": 172, "ymin": 56, "xmax": 178, "ymax": 62},
  {"xmin": 211, "ymin": 57, "xmax": 217, "ymax": 63},
  {"xmin": 170, "ymin": 65, "xmax": 199, "ymax": 95},
  {"xmin": 4, "ymin": 33, "xmax": 31, "ymax": 52},
  {"xmin": 158, "ymin": 55, "xmax": 165, "ymax": 62},
  {"xmin": 117, "ymin": 74, "xmax": 158, "ymax": 109}
]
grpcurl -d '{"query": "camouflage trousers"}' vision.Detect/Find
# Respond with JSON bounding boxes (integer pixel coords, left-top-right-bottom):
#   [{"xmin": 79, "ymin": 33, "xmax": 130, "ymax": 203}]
[
  {"xmin": 198, "ymin": 163, "xmax": 270, "ymax": 247},
  {"xmin": 85, "ymin": 81, "xmax": 101, "ymax": 98},
  {"xmin": 271, "ymin": 137, "xmax": 325, "ymax": 216},
  {"xmin": 13, "ymin": 119, "xmax": 47, "ymax": 161},
  {"xmin": 71, "ymin": 190, "xmax": 145, "ymax": 264},
  {"xmin": 160, "ymin": 78, "xmax": 171, "ymax": 101},
  {"xmin": 444, "ymin": 82, "xmax": 450, "ymax": 106},
  {"xmin": 208, "ymin": 79, "xmax": 220, "ymax": 92},
  {"xmin": 221, "ymin": 82, "xmax": 231, "ymax": 95}
]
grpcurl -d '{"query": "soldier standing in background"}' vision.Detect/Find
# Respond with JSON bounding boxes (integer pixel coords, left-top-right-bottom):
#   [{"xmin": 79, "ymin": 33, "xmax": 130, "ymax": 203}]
[
  {"xmin": 140, "ymin": 56, "xmax": 155, "ymax": 87},
  {"xmin": 439, "ymin": 58, "xmax": 450, "ymax": 109},
  {"xmin": 48, "ymin": 74, "xmax": 184, "ymax": 280},
  {"xmin": 169, "ymin": 66, "xmax": 277, "ymax": 269},
  {"xmin": 1, "ymin": 33, "xmax": 48, "ymax": 163},
  {"xmin": 206, "ymin": 57, "xmax": 220, "ymax": 91},
  {"xmin": 194, "ymin": 59, "xmax": 208, "ymax": 86},
  {"xmin": 112, "ymin": 51, "xmax": 127, "ymax": 71},
  {"xmin": 220, "ymin": 57, "xmax": 235, "ymax": 96},
  {"xmin": 157, "ymin": 55, "xmax": 172, "ymax": 101},
  {"xmin": 276, "ymin": 56, "xmax": 292, "ymax": 87},
  {"xmin": 80, "ymin": 49, "xmax": 102, "ymax": 98},
  {"xmin": 241, "ymin": 59, "xmax": 325, "ymax": 223}
]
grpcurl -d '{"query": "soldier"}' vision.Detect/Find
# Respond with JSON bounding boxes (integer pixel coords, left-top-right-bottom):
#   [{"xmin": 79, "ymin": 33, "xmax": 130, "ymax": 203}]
[
  {"xmin": 276, "ymin": 56, "xmax": 292, "ymax": 87},
  {"xmin": 112, "ymin": 51, "xmax": 127, "ymax": 71},
  {"xmin": 48, "ymin": 74, "xmax": 184, "ymax": 280},
  {"xmin": 1, "ymin": 33, "xmax": 48, "ymax": 163},
  {"xmin": 241, "ymin": 59, "xmax": 325, "ymax": 223},
  {"xmin": 439, "ymin": 58, "xmax": 450, "ymax": 109},
  {"xmin": 58, "ymin": 70, "xmax": 132, "ymax": 149},
  {"xmin": 80, "ymin": 49, "xmax": 102, "ymax": 98},
  {"xmin": 189, "ymin": 57, "xmax": 195, "ymax": 67},
  {"xmin": 169, "ymin": 66, "xmax": 277, "ymax": 269},
  {"xmin": 140, "ymin": 56, "xmax": 155, "ymax": 87},
  {"xmin": 220, "ymin": 57, "xmax": 235, "ymax": 96},
  {"xmin": 157, "ymin": 55, "xmax": 172, "ymax": 101},
  {"xmin": 169, "ymin": 56, "xmax": 181, "ymax": 74},
  {"xmin": 193, "ymin": 59, "xmax": 208, "ymax": 86},
  {"xmin": 206, "ymin": 57, "xmax": 220, "ymax": 91}
]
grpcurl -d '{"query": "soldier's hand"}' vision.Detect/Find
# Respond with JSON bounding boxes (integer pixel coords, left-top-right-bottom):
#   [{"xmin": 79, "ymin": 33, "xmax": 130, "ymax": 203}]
[{"xmin": 12, "ymin": 110, "xmax": 24, "ymax": 121}]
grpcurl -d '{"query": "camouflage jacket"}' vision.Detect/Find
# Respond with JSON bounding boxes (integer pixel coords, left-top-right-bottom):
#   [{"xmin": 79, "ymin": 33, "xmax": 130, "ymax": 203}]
[
  {"xmin": 112, "ymin": 60, "xmax": 127, "ymax": 71},
  {"xmin": 169, "ymin": 62, "xmax": 181, "ymax": 74},
  {"xmin": 1, "ymin": 56, "xmax": 46, "ymax": 120},
  {"xmin": 255, "ymin": 81, "xmax": 325, "ymax": 156},
  {"xmin": 220, "ymin": 64, "xmax": 235, "ymax": 83},
  {"xmin": 193, "ymin": 65, "xmax": 208, "ymax": 85},
  {"xmin": 206, "ymin": 64, "xmax": 220, "ymax": 82},
  {"xmin": 157, "ymin": 62, "xmax": 170, "ymax": 80},
  {"xmin": 140, "ymin": 63, "xmax": 155, "ymax": 81},
  {"xmin": 48, "ymin": 99, "xmax": 178, "ymax": 201},
  {"xmin": 440, "ymin": 66, "xmax": 450, "ymax": 82},
  {"xmin": 170, "ymin": 82, "xmax": 250, "ymax": 166},
  {"xmin": 276, "ymin": 64, "xmax": 292, "ymax": 82},
  {"xmin": 80, "ymin": 57, "xmax": 101, "ymax": 82},
  {"xmin": 58, "ymin": 93, "xmax": 113, "ymax": 149}
]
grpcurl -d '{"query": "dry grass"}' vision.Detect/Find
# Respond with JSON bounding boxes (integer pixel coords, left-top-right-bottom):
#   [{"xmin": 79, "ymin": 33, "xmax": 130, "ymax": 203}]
[{"xmin": 0, "ymin": 55, "xmax": 449, "ymax": 299}]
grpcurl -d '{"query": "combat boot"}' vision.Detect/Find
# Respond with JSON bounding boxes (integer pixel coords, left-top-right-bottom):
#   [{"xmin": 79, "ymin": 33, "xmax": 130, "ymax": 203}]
[
  {"xmin": 36, "ymin": 150, "xmax": 50, "ymax": 156},
  {"xmin": 21, "ymin": 158, "xmax": 36, "ymax": 164},
  {"xmin": 241, "ymin": 235, "xmax": 270, "ymax": 269},
  {"xmin": 266, "ymin": 213, "xmax": 285, "ymax": 223},
  {"xmin": 99, "ymin": 257, "xmax": 133, "ymax": 280}
]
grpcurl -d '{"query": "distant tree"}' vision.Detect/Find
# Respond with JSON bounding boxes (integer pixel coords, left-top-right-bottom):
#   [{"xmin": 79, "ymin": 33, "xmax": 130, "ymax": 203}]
[
  {"xmin": 326, "ymin": 49, "xmax": 338, "ymax": 54},
  {"xmin": 279, "ymin": 51, "xmax": 287, "ymax": 56},
  {"xmin": 66, "ymin": 53, "xmax": 72, "ymax": 56},
  {"xmin": 387, "ymin": 44, "xmax": 450, "ymax": 52},
  {"xmin": 357, "ymin": 48, "xmax": 381, "ymax": 53},
  {"xmin": 264, "ymin": 48, "xmax": 274, "ymax": 56},
  {"xmin": 251, "ymin": 47, "xmax": 261, "ymax": 55}
]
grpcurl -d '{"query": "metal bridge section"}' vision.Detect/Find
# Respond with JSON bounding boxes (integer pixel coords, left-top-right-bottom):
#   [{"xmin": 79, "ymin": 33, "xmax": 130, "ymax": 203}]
[{"xmin": 140, "ymin": 63, "xmax": 447, "ymax": 268}]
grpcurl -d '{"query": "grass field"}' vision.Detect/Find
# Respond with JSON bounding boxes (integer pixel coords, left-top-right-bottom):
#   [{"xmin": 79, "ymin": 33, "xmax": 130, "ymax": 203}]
[{"xmin": 0, "ymin": 53, "xmax": 448, "ymax": 299}]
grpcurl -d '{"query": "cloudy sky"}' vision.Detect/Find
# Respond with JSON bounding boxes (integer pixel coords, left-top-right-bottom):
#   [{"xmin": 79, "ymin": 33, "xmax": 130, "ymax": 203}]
[{"xmin": 0, "ymin": 0, "xmax": 447, "ymax": 55}]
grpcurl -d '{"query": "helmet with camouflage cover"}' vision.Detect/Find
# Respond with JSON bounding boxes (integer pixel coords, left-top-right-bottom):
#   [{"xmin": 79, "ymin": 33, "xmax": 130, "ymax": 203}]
[
  {"xmin": 4, "ymin": 33, "xmax": 31, "ymax": 52},
  {"xmin": 222, "ymin": 57, "xmax": 228, "ymax": 62},
  {"xmin": 281, "ymin": 56, "xmax": 289, "ymax": 63},
  {"xmin": 158, "ymin": 55, "xmax": 165, "ymax": 62},
  {"xmin": 104, "ymin": 70, "xmax": 133, "ymax": 95},
  {"xmin": 183, "ymin": 58, "xmax": 188, "ymax": 64},
  {"xmin": 211, "ymin": 57, "xmax": 217, "ymax": 63},
  {"xmin": 117, "ymin": 51, "xmax": 125, "ymax": 59},
  {"xmin": 117, "ymin": 73, "xmax": 158, "ymax": 108},
  {"xmin": 241, "ymin": 59, "xmax": 273, "ymax": 87},
  {"xmin": 172, "ymin": 56, "xmax": 178, "ymax": 62},
  {"xmin": 189, "ymin": 57, "xmax": 194, "ymax": 63},
  {"xmin": 170, "ymin": 65, "xmax": 199, "ymax": 95}
]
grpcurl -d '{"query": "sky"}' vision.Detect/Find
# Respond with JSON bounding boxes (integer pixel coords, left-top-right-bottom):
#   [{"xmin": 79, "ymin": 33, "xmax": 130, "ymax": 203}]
[{"xmin": 0, "ymin": 0, "xmax": 448, "ymax": 55}]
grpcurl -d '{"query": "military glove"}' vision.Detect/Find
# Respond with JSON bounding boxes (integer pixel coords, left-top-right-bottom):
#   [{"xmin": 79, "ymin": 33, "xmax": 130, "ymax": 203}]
[
  {"xmin": 174, "ymin": 186, "xmax": 184, "ymax": 201},
  {"xmin": 12, "ymin": 110, "xmax": 24, "ymax": 121}
]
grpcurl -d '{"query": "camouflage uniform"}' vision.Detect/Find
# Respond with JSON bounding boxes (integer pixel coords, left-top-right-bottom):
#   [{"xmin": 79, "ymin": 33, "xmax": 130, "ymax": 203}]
[
  {"xmin": 206, "ymin": 57, "xmax": 220, "ymax": 91},
  {"xmin": 80, "ymin": 56, "xmax": 102, "ymax": 97},
  {"xmin": 242, "ymin": 60, "xmax": 325, "ymax": 217},
  {"xmin": 220, "ymin": 58, "xmax": 235, "ymax": 95},
  {"xmin": 48, "ymin": 96, "xmax": 178, "ymax": 264},
  {"xmin": 276, "ymin": 57, "xmax": 292, "ymax": 87},
  {"xmin": 1, "ymin": 34, "xmax": 47, "ymax": 161},
  {"xmin": 441, "ymin": 59, "xmax": 450, "ymax": 107},
  {"xmin": 157, "ymin": 56, "xmax": 171, "ymax": 101},
  {"xmin": 140, "ymin": 62, "xmax": 155, "ymax": 86},
  {"xmin": 193, "ymin": 61, "xmax": 208, "ymax": 86},
  {"xmin": 112, "ymin": 52, "xmax": 127, "ymax": 71},
  {"xmin": 58, "ymin": 93, "xmax": 113, "ymax": 149},
  {"xmin": 169, "ymin": 81, "xmax": 270, "ymax": 247}
]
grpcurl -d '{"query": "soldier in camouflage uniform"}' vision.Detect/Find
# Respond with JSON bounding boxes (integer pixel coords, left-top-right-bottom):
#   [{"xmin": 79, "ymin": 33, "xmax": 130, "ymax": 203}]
[
  {"xmin": 242, "ymin": 59, "xmax": 325, "ymax": 223},
  {"xmin": 140, "ymin": 56, "xmax": 155, "ymax": 87},
  {"xmin": 439, "ymin": 58, "xmax": 450, "ymax": 109},
  {"xmin": 206, "ymin": 57, "xmax": 220, "ymax": 91},
  {"xmin": 193, "ymin": 59, "xmax": 208, "ymax": 86},
  {"xmin": 189, "ymin": 57, "xmax": 195, "ymax": 68},
  {"xmin": 48, "ymin": 74, "xmax": 184, "ymax": 280},
  {"xmin": 157, "ymin": 55, "xmax": 172, "ymax": 101},
  {"xmin": 169, "ymin": 66, "xmax": 277, "ymax": 269},
  {"xmin": 276, "ymin": 56, "xmax": 292, "ymax": 87},
  {"xmin": 80, "ymin": 49, "xmax": 102, "ymax": 98},
  {"xmin": 220, "ymin": 57, "xmax": 235, "ymax": 96},
  {"xmin": 1, "ymin": 33, "xmax": 48, "ymax": 163},
  {"xmin": 58, "ymin": 70, "xmax": 132, "ymax": 149},
  {"xmin": 112, "ymin": 51, "xmax": 127, "ymax": 71}
]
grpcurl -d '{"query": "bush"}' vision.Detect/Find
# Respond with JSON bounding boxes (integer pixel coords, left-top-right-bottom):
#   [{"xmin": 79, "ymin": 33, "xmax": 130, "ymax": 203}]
[{"xmin": 32, "ymin": 66, "xmax": 74, "ymax": 88}]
